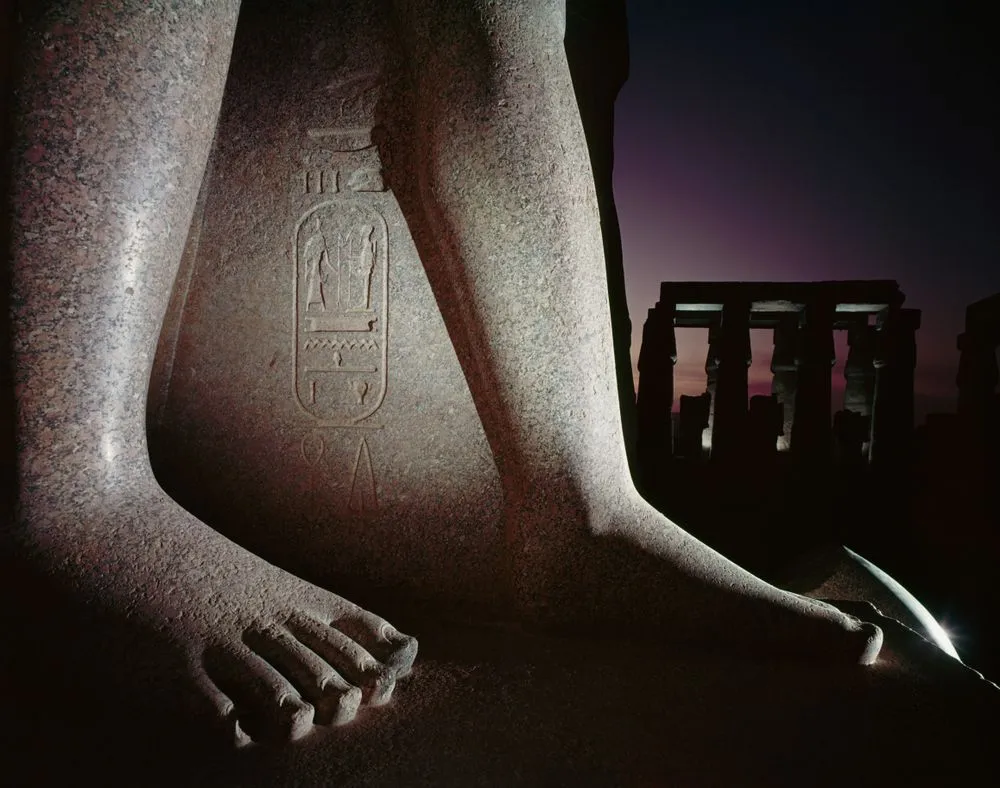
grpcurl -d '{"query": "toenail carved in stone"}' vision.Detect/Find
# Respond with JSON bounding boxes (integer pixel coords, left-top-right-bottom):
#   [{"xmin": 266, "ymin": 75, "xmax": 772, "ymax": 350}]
[
  {"xmin": 380, "ymin": 623, "xmax": 401, "ymax": 642},
  {"xmin": 232, "ymin": 718, "xmax": 252, "ymax": 749},
  {"xmin": 362, "ymin": 666, "xmax": 396, "ymax": 706},
  {"xmin": 197, "ymin": 668, "xmax": 254, "ymax": 749},
  {"xmin": 327, "ymin": 615, "xmax": 418, "ymax": 675},
  {"xmin": 384, "ymin": 633, "xmax": 420, "ymax": 675},
  {"xmin": 203, "ymin": 643, "xmax": 323, "ymax": 744},
  {"xmin": 244, "ymin": 624, "xmax": 365, "ymax": 727},
  {"xmin": 277, "ymin": 694, "xmax": 315, "ymax": 741},
  {"xmin": 320, "ymin": 684, "xmax": 363, "ymax": 727},
  {"xmin": 286, "ymin": 616, "xmax": 380, "ymax": 691}
]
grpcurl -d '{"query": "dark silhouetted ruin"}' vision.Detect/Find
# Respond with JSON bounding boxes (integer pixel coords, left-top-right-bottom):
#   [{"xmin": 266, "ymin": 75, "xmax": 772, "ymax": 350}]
[
  {"xmin": 636, "ymin": 280, "xmax": 919, "ymax": 488},
  {"xmin": 636, "ymin": 283, "xmax": 1000, "ymax": 677}
]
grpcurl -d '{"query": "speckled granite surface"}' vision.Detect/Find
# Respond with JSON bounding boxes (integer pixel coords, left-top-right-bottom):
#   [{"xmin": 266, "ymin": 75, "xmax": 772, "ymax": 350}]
[
  {"xmin": 6, "ymin": 0, "xmax": 419, "ymax": 750},
  {"xmin": 148, "ymin": 0, "xmax": 508, "ymax": 615},
  {"xmin": 5, "ymin": 2, "xmax": 996, "ymax": 784}
]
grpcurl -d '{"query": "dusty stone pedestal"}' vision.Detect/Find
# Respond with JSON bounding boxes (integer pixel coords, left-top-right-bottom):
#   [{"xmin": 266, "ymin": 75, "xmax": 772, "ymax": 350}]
[{"xmin": 8, "ymin": 608, "xmax": 996, "ymax": 788}]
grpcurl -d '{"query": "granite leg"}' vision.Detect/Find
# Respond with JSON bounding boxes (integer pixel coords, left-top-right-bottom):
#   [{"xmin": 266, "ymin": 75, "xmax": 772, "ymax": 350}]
[
  {"xmin": 7, "ymin": 0, "xmax": 416, "ymax": 747},
  {"xmin": 390, "ymin": 0, "xmax": 881, "ymax": 663}
]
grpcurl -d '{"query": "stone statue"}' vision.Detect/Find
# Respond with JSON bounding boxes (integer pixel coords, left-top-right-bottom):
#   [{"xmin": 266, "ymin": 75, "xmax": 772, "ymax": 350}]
[{"xmin": 6, "ymin": 0, "xmax": 885, "ymax": 755}]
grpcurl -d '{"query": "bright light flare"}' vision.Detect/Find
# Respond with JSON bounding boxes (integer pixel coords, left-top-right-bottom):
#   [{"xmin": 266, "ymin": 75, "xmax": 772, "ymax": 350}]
[{"xmin": 845, "ymin": 547, "xmax": 961, "ymax": 660}]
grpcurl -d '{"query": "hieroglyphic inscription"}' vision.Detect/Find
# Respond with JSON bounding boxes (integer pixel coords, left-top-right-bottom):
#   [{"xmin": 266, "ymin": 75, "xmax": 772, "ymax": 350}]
[
  {"xmin": 298, "ymin": 431, "xmax": 381, "ymax": 513},
  {"xmin": 295, "ymin": 69, "xmax": 387, "ymax": 196},
  {"xmin": 302, "ymin": 169, "xmax": 338, "ymax": 195},
  {"xmin": 301, "ymin": 433, "xmax": 326, "ymax": 466},
  {"xmin": 294, "ymin": 202, "xmax": 388, "ymax": 424},
  {"xmin": 349, "ymin": 437, "xmax": 377, "ymax": 511},
  {"xmin": 298, "ymin": 152, "xmax": 385, "ymax": 196},
  {"xmin": 303, "ymin": 338, "xmax": 379, "ymax": 352},
  {"xmin": 293, "ymin": 63, "xmax": 388, "ymax": 504},
  {"xmin": 299, "ymin": 164, "xmax": 385, "ymax": 196},
  {"xmin": 293, "ymin": 61, "xmax": 391, "ymax": 427}
]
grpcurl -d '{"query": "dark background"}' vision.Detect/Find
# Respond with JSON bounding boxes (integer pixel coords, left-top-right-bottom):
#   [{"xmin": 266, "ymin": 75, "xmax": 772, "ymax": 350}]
[{"xmin": 615, "ymin": 0, "xmax": 998, "ymax": 420}]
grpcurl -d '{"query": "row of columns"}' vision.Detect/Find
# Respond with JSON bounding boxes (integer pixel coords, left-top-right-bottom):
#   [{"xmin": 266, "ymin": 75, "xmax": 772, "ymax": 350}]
[{"xmin": 636, "ymin": 301, "xmax": 921, "ymax": 480}]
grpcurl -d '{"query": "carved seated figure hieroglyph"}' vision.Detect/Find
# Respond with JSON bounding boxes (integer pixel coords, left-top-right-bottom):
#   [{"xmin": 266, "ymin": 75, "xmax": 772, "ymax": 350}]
[{"xmin": 7, "ymin": 0, "xmax": 881, "ymax": 748}]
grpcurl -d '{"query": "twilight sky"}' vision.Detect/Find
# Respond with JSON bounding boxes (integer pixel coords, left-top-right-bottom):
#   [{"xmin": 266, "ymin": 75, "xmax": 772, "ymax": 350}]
[{"xmin": 613, "ymin": 0, "xmax": 999, "ymax": 420}]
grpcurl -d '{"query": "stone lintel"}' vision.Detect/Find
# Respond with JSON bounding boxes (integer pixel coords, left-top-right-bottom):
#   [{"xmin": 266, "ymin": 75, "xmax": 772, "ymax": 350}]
[
  {"xmin": 659, "ymin": 280, "xmax": 904, "ymax": 309},
  {"xmin": 671, "ymin": 310, "xmax": 877, "ymax": 331}
]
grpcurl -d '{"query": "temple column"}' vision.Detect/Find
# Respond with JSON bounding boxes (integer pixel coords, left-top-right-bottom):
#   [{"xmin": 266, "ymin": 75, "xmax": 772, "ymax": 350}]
[
  {"xmin": 636, "ymin": 303, "xmax": 677, "ymax": 491},
  {"xmin": 844, "ymin": 321, "xmax": 877, "ymax": 416},
  {"xmin": 770, "ymin": 316, "xmax": 799, "ymax": 453},
  {"xmin": 844, "ymin": 320, "xmax": 877, "ymax": 460},
  {"xmin": 704, "ymin": 320, "xmax": 722, "ymax": 456},
  {"xmin": 711, "ymin": 300, "xmax": 751, "ymax": 464},
  {"xmin": 869, "ymin": 307, "xmax": 921, "ymax": 470},
  {"xmin": 748, "ymin": 394, "xmax": 783, "ymax": 460},
  {"xmin": 677, "ymin": 392, "xmax": 712, "ymax": 460},
  {"xmin": 790, "ymin": 301, "xmax": 835, "ymax": 466},
  {"xmin": 833, "ymin": 409, "xmax": 869, "ymax": 471}
]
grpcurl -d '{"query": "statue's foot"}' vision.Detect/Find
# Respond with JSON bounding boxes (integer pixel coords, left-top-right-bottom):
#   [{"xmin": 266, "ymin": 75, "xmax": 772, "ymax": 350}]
[
  {"xmin": 512, "ymin": 490, "xmax": 883, "ymax": 665},
  {"xmin": 184, "ymin": 546, "xmax": 417, "ymax": 745},
  {"xmin": 203, "ymin": 610, "xmax": 418, "ymax": 745},
  {"xmin": 27, "ymin": 486, "xmax": 417, "ymax": 747}
]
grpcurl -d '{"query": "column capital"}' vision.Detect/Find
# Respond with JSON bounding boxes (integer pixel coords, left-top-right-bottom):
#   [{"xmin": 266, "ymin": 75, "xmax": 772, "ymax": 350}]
[
  {"xmin": 796, "ymin": 301, "xmax": 836, "ymax": 368},
  {"xmin": 845, "ymin": 323, "xmax": 877, "ymax": 371},
  {"xmin": 637, "ymin": 305, "xmax": 677, "ymax": 371},
  {"xmin": 874, "ymin": 307, "xmax": 920, "ymax": 369},
  {"xmin": 719, "ymin": 299, "xmax": 751, "ymax": 366},
  {"xmin": 705, "ymin": 319, "xmax": 723, "ymax": 373},
  {"xmin": 771, "ymin": 315, "xmax": 800, "ymax": 373},
  {"xmin": 847, "ymin": 318, "xmax": 876, "ymax": 347}
]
